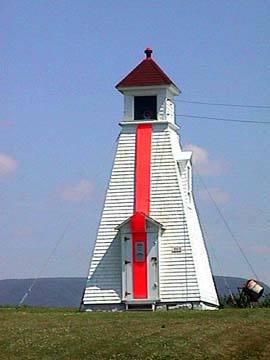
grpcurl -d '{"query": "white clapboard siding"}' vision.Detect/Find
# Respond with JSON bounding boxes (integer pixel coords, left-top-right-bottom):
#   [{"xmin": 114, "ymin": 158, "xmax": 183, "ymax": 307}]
[
  {"xmin": 150, "ymin": 125, "xmax": 200, "ymax": 302},
  {"xmin": 169, "ymin": 126, "xmax": 219, "ymax": 306},
  {"xmin": 83, "ymin": 121, "xmax": 219, "ymax": 307},
  {"xmin": 83, "ymin": 129, "xmax": 136, "ymax": 304}
]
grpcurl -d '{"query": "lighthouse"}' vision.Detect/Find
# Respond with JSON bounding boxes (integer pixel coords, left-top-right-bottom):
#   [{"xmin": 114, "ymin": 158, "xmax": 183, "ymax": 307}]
[{"xmin": 82, "ymin": 48, "xmax": 219, "ymax": 310}]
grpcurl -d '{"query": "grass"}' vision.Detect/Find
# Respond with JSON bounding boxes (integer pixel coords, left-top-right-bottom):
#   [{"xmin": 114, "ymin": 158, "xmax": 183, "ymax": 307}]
[{"xmin": 0, "ymin": 307, "xmax": 270, "ymax": 360}]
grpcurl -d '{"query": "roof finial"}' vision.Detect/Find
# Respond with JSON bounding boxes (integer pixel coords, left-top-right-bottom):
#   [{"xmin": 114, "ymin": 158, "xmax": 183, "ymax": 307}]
[{"xmin": 144, "ymin": 47, "xmax": 153, "ymax": 60}]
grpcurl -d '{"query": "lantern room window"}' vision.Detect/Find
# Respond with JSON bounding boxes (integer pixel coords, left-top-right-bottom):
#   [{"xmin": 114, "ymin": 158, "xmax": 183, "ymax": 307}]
[{"xmin": 134, "ymin": 96, "xmax": 157, "ymax": 120}]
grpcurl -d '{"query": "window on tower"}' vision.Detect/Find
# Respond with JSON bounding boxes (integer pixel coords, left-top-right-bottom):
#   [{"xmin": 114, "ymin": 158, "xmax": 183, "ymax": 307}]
[
  {"xmin": 134, "ymin": 96, "xmax": 157, "ymax": 120},
  {"xmin": 135, "ymin": 241, "xmax": 145, "ymax": 262}
]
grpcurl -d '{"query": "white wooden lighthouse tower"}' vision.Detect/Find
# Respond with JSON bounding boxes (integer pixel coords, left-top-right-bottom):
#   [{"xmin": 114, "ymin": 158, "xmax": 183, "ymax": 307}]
[{"xmin": 82, "ymin": 48, "xmax": 219, "ymax": 310}]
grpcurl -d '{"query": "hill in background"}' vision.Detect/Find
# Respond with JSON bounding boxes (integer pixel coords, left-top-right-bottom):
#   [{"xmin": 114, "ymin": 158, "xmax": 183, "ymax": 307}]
[{"xmin": 0, "ymin": 276, "xmax": 269, "ymax": 308}]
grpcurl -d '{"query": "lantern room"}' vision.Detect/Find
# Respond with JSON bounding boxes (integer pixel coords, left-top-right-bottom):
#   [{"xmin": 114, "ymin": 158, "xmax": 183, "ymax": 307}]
[{"xmin": 116, "ymin": 48, "xmax": 180, "ymax": 124}]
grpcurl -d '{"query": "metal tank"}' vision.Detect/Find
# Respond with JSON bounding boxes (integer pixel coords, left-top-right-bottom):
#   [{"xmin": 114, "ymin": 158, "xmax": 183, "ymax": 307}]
[{"xmin": 245, "ymin": 279, "xmax": 264, "ymax": 301}]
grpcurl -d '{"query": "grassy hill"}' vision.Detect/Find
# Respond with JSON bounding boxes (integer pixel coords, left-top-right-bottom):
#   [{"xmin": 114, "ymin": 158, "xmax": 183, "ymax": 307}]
[
  {"xmin": 0, "ymin": 276, "xmax": 269, "ymax": 308},
  {"xmin": 0, "ymin": 307, "xmax": 269, "ymax": 360}
]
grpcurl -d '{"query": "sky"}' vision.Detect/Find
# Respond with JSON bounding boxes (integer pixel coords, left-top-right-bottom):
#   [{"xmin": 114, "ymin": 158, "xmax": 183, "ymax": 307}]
[{"xmin": 1, "ymin": 1, "xmax": 270, "ymax": 286}]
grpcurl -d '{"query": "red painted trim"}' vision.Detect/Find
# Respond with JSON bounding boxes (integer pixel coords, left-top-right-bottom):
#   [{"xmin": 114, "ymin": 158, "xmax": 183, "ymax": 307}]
[
  {"xmin": 135, "ymin": 124, "xmax": 152, "ymax": 215},
  {"xmin": 131, "ymin": 124, "xmax": 153, "ymax": 299},
  {"xmin": 131, "ymin": 212, "xmax": 147, "ymax": 299}
]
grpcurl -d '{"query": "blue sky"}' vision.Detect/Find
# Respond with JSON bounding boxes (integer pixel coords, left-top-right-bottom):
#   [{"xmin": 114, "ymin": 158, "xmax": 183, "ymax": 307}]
[{"xmin": 1, "ymin": 1, "xmax": 270, "ymax": 285}]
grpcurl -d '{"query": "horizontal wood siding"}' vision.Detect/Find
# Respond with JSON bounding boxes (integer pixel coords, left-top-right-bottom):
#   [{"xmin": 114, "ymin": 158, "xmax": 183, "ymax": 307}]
[
  {"xmin": 171, "ymin": 129, "xmax": 219, "ymax": 306},
  {"xmin": 150, "ymin": 127, "xmax": 200, "ymax": 302},
  {"xmin": 83, "ymin": 121, "xmax": 219, "ymax": 307},
  {"xmin": 184, "ymin": 196, "xmax": 219, "ymax": 305},
  {"xmin": 83, "ymin": 130, "xmax": 136, "ymax": 305}
]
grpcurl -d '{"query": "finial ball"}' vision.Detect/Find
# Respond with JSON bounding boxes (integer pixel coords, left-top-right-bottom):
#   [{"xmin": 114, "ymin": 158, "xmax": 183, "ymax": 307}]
[{"xmin": 144, "ymin": 47, "xmax": 153, "ymax": 59}]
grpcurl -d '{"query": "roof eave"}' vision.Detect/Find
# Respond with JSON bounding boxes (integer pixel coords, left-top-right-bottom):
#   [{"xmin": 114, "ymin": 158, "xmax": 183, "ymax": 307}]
[
  {"xmin": 116, "ymin": 83, "xmax": 181, "ymax": 95},
  {"xmin": 115, "ymin": 213, "xmax": 165, "ymax": 231}
]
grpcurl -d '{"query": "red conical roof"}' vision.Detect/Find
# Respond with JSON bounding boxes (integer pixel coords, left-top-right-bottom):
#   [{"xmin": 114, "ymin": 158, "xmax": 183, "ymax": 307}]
[{"xmin": 116, "ymin": 48, "xmax": 178, "ymax": 89}]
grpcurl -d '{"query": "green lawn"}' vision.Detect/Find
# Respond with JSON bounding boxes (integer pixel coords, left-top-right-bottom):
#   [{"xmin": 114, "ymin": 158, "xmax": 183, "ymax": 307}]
[{"xmin": 0, "ymin": 307, "xmax": 269, "ymax": 360}]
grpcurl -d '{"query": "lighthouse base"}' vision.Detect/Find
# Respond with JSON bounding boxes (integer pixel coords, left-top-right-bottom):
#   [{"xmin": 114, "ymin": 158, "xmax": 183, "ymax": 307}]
[{"xmin": 82, "ymin": 300, "xmax": 219, "ymax": 312}]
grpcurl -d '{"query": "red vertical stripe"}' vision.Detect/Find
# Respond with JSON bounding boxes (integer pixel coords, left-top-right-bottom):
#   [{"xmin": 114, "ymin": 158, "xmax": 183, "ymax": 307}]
[
  {"xmin": 135, "ymin": 124, "xmax": 152, "ymax": 215},
  {"xmin": 131, "ymin": 213, "xmax": 147, "ymax": 298},
  {"xmin": 132, "ymin": 124, "xmax": 152, "ymax": 299}
]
